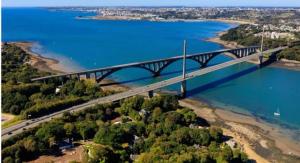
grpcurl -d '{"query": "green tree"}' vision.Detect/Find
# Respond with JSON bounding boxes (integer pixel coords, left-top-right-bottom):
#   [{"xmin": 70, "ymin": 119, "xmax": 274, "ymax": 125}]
[
  {"xmin": 23, "ymin": 137, "xmax": 38, "ymax": 153},
  {"xmin": 209, "ymin": 127, "xmax": 223, "ymax": 143},
  {"xmin": 83, "ymin": 144, "xmax": 118, "ymax": 163},
  {"xmin": 189, "ymin": 129, "xmax": 211, "ymax": 146},
  {"xmin": 35, "ymin": 122, "xmax": 65, "ymax": 143},
  {"xmin": 76, "ymin": 121, "xmax": 97, "ymax": 140},
  {"xmin": 64, "ymin": 123, "xmax": 76, "ymax": 138}
]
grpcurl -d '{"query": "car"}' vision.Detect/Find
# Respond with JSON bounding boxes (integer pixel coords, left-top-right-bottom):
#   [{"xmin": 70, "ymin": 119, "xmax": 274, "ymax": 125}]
[
  {"xmin": 23, "ymin": 128, "xmax": 27, "ymax": 131},
  {"xmin": 8, "ymin": 132, "xmax": 12, "ymax": 135},
  {"xmin": 26, "ymin": 122, "xmax": 30, "ymax": 125}
]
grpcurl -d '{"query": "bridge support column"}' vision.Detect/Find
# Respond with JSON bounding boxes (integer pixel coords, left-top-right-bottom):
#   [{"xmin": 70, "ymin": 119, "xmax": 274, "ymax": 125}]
[
  {"xmin": 181, "ymin": 40, "xmax": 187, "ymax": 98},
  {"xmin": 148, "ymin": 90, "xmax": 154, "ymax": 98},
  {"xmin": 153, "ymin": 72, "xmax": 160, "ymax": 77},
  {"xmin": 181, "ymin": 80, "xmax": 186, "ymax": 98},
  {"xmin": 86, "ymin": 73, "xmax": 90, "ymax": 79},
  {"xmin": 258, "ymin": 55, "xmax": 264, "ymax": 68},
  {"xmin": 94, "ymin": 72, "xmax": 97, "ymax": 81}
]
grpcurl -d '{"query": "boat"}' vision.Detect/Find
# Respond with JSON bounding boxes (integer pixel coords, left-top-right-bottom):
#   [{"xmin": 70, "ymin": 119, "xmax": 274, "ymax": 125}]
[{"xmin": 274, "ymin": 108, "xmax": 280, "ymax": 116}]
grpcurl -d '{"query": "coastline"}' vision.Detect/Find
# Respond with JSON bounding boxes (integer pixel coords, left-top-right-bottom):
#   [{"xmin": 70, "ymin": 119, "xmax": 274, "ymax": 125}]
[
  {"xmin": 179, "ymin": 99, "xmax": 300, "ymax": 161},
  {"xmin": 207, "ymin": 30, "xmax": 300, "ymax": 71},
  {"xmin": 10, "ymin": 38, "xmax": 300, "ymax": 161},
  {"xmin": 77, "ymin": 15, "xmax": 254, "ymax": 25},
  {"xmin": 10, "ymin": 41, "xmax": 130, "ymax": 92},
  {"xmin": 9, "ymin": 42, "xmax": 67, "ymax": 74}
]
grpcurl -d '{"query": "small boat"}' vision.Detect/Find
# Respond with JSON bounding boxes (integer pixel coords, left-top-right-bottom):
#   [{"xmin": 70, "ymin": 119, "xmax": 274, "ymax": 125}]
[{"xmin": 274, "ymin": 108, "xmax": 280, "ymax": 116}]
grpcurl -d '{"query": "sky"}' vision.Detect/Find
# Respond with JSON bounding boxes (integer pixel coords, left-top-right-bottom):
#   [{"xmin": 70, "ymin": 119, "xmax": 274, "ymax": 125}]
[{"xmin": 2, "ymin": 0, "xmax": 300, "ymax": 7}]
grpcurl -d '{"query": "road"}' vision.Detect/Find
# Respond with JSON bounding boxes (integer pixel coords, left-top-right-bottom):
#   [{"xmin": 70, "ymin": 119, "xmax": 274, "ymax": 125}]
[{"xmin": 1, "ymin": 47, "xmax": 285, "ymax": 140}]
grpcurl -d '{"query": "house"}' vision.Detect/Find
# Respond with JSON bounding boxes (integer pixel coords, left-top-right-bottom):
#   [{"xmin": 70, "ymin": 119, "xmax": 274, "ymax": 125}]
[
  {"xmin": 57, "ymin": 138, "xmax": 74, "ymax": 151},
  {"xmin": 225, "ymin": 139, "xmax": 237, "ymax": 149}
]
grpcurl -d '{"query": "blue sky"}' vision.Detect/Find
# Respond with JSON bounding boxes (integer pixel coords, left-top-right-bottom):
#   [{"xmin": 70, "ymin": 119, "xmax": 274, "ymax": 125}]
[{"xmin": 3, "ymin": 0, "xmax": 300, "ymax": 7}]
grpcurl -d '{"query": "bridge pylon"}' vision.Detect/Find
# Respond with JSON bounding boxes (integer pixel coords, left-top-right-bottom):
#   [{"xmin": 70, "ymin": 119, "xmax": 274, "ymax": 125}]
[
  {"xmin": 259, "ymin": 25, "xmax": 265, "ymax": 68},
  {"xmin": 181, "ymin": 40, "xmax": 187, "ymax": 98}
]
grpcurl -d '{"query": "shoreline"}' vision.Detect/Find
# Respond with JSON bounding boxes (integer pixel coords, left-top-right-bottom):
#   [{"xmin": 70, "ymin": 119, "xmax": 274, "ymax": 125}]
[
  {"xmin": 179, "ymin": 99, "xmax": 300, "ymax": 161},
  {"xmin": 10, "ymin": 41, "xmax": 131, "ymax": 92},
  {"xmin": 77, "ymin": 15, "xmax": 254, "ymax": 25},
  {"xmin": 9, "ymin": 42, "xmax": 67, "ymax": 74},
  {"xmin": 11, "ymin": 39, "xmax": 300, "ymax": 161},
  {"xmin": 207, "ymin": 31, "xmax": 300, "ymax": 71}
]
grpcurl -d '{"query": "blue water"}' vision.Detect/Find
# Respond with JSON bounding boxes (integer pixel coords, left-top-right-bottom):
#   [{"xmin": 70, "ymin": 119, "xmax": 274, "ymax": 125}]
[{"xmin": 3, "ymin": 8, "xmax": 300, "ymax": 134}]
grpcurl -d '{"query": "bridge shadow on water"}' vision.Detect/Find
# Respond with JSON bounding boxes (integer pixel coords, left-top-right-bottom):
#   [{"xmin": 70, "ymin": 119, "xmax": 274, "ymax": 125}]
[
  {"xmin": 99, "ymin": 60, "xmax": 274, "ymax": 99},
  {"xmin": 99, "ymin": 62, "xmax": 224, "ymax": 87},
  {"xmin": 185, "ymin": 57, "xmax": 278, "ymax": 97},
  {"xmin": 99, "ymin": 66, "xmax": 201, "ymax": 86},
  {"xmin": 185, "ymin": 65, "xmax": 259, "ymax": 97}
]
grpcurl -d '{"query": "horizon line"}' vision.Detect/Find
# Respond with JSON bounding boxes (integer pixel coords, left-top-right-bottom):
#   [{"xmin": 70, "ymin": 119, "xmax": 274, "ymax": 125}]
[{"xmin": 2, "ymin": 5, "xmax": 300, "ymax": 8}]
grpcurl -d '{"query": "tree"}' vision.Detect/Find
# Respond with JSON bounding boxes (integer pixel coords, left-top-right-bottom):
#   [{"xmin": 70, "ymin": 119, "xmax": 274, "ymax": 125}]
[
  {"xmin": 94, "ymin": 124, "xmax": 133, "ymax": 148},
  {"xmin": 3, "ymin": 157, "xmax": 14, "ymax": 163},
  {"xmin": 62, "ymin": 111, "xmax": 74, "ymax": 122},
  {"xmin": 40, "ymin": 83, "xmax": 55, "ymax": 95},
  {"xmin": 189, "ymin": 129, "xmax": 211, "ymax": 146},
  {"xmin": 72, "ymin": 81, "xmax": 86, "ymax": 96},
  {"xmin": 219, "ymin": 145, "xmax": 233, "ymax": 162},
  {"xmin": 160, "ymin": 95, "xmax": 179, "ymax": 111},
  {"xmin": 209, "ymin": 127, "xmax": 223, "ymax": 143},
  {"xmin": 64, "ymin": 123, "xmax": 76, "ymax": 138},
  {"xmin": 83, "ymin": 144, "xmax": 118, "ymax": 163},
  {"xmin": 151, "ymin": 107, "xmax": 162, "ymax": 122},
  {"xmin": 35, "ymin": 122, "xmax": 65, "ymax": 143},
  {"xmin": 23, "ymin": 137, "xmax": 38, "ymax": 153},
  {"xmin": 170, "ymin": 127, "xmax": 191, "ymax": 144},
  {"xmin": 76, "ymin": 121, "xmax": 97, "ymax": 140},
  {"xmin": 120, "ymin": 96, "xmax": 145, "ymax": 115},
  {"xmin": 177, "ymin": 108, "xmax": 197, "ymax": 125}
]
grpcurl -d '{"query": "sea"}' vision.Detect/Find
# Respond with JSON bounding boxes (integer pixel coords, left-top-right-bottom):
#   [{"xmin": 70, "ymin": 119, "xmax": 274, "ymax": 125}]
[{"xmin": 2, "ymin": 7, "xmax": 300, "ymax": 141}]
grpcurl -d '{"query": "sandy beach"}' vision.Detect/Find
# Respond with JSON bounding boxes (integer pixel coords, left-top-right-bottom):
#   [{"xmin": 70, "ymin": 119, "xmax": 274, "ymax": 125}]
[
  {"xmin": 10, "ymin": 42, "xmax": 68, "ymax": 74},
  {"xmin": 179, "ymin": 99, "xmax": 300, "ymax": 162}
]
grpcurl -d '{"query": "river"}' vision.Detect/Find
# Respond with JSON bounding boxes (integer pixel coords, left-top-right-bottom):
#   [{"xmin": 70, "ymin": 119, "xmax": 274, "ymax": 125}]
[{"xmin": 3, "ymin": 7, "xmax": 300, "ymax": 139}]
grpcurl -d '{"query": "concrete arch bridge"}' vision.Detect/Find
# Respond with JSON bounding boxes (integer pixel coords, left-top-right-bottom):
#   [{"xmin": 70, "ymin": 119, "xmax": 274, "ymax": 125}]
[{"xmin": 31, "ymin": 46, "xmax": 259, "ymax": 83}]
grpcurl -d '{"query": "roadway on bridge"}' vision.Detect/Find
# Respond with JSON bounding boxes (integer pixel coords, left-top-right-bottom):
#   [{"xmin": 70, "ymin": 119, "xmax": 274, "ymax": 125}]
[{"xmin": 1, "ymin": 47, "xmax": 285, "ymax": 140}]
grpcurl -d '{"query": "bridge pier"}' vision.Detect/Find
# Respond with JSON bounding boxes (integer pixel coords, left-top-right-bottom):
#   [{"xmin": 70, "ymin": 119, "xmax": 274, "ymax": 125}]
[
  {"xmin": 153, "ymin": 72, "xmax": 160, "ymax": 77},
  {"xmin": 181, "ymin": 80, "xmax": 186, "ymax": 98},
  {"xmin": 258, "ymin": 55, "xmax": 264, "ymax": 68},
  {"xmin": 86, "ymin": 73, "xmax": 90, "ymax": 79},
  {"xmin": 148, "ymin": 90, "xmax": 154, "ymax": 98}
]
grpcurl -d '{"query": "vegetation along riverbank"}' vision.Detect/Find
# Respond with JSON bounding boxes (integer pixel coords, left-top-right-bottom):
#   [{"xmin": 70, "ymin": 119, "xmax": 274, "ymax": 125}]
[{"xmin": 209, "ymin": 24, "xmax": 300, "ymax": 71}]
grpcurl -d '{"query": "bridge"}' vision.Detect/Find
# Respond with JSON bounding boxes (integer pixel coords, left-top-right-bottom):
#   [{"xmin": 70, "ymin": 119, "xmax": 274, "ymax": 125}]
[
  {"xmin": 2, "ymin": 46, "xmax": 286, "ymax": 140},
  {"xmin": 31, "ymin": 46, "xmax": 259, "ymax": 83}
]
